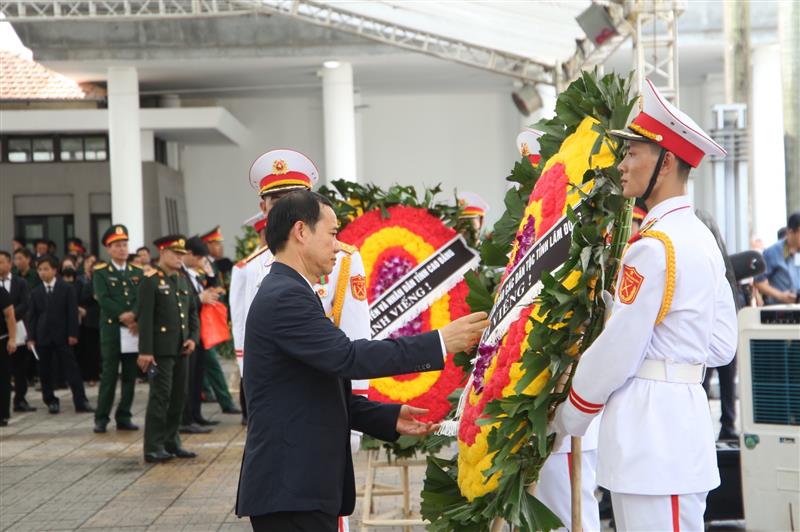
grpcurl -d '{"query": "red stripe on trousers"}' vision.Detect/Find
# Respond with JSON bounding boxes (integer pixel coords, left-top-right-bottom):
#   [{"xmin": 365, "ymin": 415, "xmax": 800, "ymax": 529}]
[{"xmin": 671, "ymin": 494, "xmax": 680, "ymax": 532}]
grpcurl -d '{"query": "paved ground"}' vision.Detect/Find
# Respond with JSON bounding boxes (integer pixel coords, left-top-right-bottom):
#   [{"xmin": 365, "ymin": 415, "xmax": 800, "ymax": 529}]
[
  {"xmin": 0, "ymin": 360, "xmax": 430, "ymax": 532},
  {"xmin": 1, "ymin": 360, "xmax": 740, "ymax": 532}
]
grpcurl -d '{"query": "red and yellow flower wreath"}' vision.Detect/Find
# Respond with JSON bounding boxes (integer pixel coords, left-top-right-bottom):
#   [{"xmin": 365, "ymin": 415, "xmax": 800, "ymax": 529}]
[
  {"xmin": 457, "ymin": 117, "xmax": 616, "ymax": 500},
  {"xmin": 338, "ymin": 205, "xmax": 471, "ymax": 423}
]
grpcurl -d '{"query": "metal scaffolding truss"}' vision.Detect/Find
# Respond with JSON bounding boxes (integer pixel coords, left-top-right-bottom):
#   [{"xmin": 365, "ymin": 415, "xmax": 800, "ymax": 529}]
[
  {"xmin": 252, "ymin": 0, "xmax": 555, "ymax": 85},
  {"xmin": 0, "ymin": 0, "xmax": 635, "ymax": 87},
  {"xmin": 630, "ymin": 0, "xmax": 683, "ymax": 104},
  {"xmin": 0, "ymin": 0, "xmax": 254, "ymax": 20}
]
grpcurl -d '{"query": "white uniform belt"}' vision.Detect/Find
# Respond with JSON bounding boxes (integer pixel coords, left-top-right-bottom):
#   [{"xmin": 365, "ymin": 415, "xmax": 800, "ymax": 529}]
[{"xmin": 635, "ymin": 359, "xmax": 705, "ymax": 384}]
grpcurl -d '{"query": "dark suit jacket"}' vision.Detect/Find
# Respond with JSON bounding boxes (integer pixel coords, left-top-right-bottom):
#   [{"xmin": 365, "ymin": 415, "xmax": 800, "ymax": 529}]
[
  {"xmin": 28, "ymin": 278, "xmax": 79, "ymax": 347},
  {"xmin": 77, "ymin": 276, "xmax": 100, "ymax": 329},
  {"xmin": 3, "ymin": 275, "xmax": 29, "ymax": 327},
  {"xmin": 236, "ymin": 262, "xmax": 444, "ymax": 518}
]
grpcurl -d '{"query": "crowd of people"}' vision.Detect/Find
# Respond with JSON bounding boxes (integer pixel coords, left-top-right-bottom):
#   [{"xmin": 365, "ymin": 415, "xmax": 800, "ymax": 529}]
[
  {"xmin": 0, "ymin": 139, "xmax": 797, "ymax": 530},
  {"xmin": 0, "ymin": 228, "xmax": 242, "ymax": 458}
]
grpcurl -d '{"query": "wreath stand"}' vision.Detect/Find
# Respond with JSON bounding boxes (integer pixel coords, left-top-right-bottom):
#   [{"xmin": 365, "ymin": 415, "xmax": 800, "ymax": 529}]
[{"xmin": 357, "ymin": 449, "xmax": 427, "ymax": 531}]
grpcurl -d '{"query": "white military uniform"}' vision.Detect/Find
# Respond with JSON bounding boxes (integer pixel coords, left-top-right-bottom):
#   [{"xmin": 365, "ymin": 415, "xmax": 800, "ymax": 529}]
[
  {"xmin": 556, "ymin": 197, "xmax": 737, "ymax": 529},
  {"xmin": 314, "ymin": 244, "xmax": 372, "ymax": 392},
  {"xmin": 516, "ymin": 128, "xmax": 602, "ymax": 531},
  {"xmin": 314, "ymin": 243, "xmax": 371, "ymax": 453},
  {"xmin": 557, "ymin": 78, "xmax": 736, "ymax": 532},
  {"xmin": 230, "ymin": 245, "xmax": 274, "ymax": 375}
]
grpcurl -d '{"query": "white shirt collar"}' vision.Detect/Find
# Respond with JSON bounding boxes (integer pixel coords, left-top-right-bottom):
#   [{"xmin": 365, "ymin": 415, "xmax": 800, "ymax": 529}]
[
  {"xmin": 44, "ymin": 279, "xmax": 56, "ymax": 290},
  {"xmin": 111, "ymin": 260, "xmax": 127, "ymax": 271}
]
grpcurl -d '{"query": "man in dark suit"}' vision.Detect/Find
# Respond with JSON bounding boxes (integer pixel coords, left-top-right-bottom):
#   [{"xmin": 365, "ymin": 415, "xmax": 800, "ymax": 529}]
[
  {"xmin": 236, "ymin": 190, "xmax": 488, "ymax": 531},
  {"xmin": 1, "ymin": 285, "xmax": 19, "ymax": 425},
  {"xmin": 0, "ymin": 250, "xmax": 35, "ymax": 412},
  {"xmin": 27, "ymin": 255, "xmax": 93, "ymax": 414},
  {"xmin": 179, "ymin": 236, "xmax": 220, "ymax": 433}
]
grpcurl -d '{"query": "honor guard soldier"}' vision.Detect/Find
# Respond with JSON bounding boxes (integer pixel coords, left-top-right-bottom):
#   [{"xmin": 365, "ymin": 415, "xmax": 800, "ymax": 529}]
[
  {"xmin": 230, "ymin": 212, "xmax": 269, "ymax": 378},
  {"xmin": 555, "ymin": 79, "xmax": 738, "ymax": 531},
  {"xmin": 456, "ymin": 191, "xmax": 490, "ymax": 247},
  {"xmin": 239, "ymin": 149, "xmax": 372, "ymax": 457},
  {"xmin": 516, "ymin": 128, "xmax": 603, "ymax": 531},
  {"xmin": 137, "ymin": 235, "xmax": 200, "ymax": 463},
  {"xmin": 92, "ymin": 225, "xmax": 142, "ymax": 433},
  {"xmin": 517, "ymin": 128, "xmax": 543, "ymax": 167},
  {"xmin": 229, "ymin": 212, "xmax": 268, "ymax": 423}
]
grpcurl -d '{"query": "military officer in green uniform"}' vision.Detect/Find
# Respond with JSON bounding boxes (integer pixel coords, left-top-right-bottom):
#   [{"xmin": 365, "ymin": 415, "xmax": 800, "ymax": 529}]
[
  {"xmin": 93, "ymin": 225, "xmax": 142, "ymax": 433},
  {"xmin": 137, "ymin": 235, "xmax": 200, "ymax": 463}
]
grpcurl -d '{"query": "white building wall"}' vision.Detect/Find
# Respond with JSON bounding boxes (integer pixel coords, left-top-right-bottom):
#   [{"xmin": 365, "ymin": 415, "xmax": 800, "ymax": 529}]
[
  {"xmin": 180, "ymin": 90, "xmax": 520, "ymax": 247},
  {"xmin": 180, "ymin": 94, "xmax": 325, "ymax": 245}
]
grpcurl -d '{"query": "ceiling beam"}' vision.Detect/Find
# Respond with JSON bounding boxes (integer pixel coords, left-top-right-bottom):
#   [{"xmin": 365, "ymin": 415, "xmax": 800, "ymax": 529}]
[{"xmin": 1, "ymin": 0, "xmax": 634, "ymax": 87}]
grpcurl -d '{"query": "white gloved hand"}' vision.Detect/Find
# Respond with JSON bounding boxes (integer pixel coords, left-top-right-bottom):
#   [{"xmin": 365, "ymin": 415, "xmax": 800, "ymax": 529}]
[
  {"xmin": 350, "ymin": 431, "xmax": 362, "ymax": 454},
  {"xmin": 601, "ymin": 289, "xmax": 614, "ymax": 323},
  {"xmin": 547, "ymin": 402, "xmax": 568, "ymax": 452}
]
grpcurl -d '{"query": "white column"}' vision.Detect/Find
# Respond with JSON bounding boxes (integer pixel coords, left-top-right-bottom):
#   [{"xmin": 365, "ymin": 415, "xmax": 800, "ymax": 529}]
[
  {"xmin": 321, "ymin": 62, "xmax": 357, "ymax": 182},
  {"xmin": 751, "ymin": 44, "xmax": 787, "ymax": 240},
  {"xmin": 108, "ymin": 66, "xmax": 144, "ymax": 248},
  {"xmin": 140, "ymin": 130, "xmax": 155, "ymax": 162}
]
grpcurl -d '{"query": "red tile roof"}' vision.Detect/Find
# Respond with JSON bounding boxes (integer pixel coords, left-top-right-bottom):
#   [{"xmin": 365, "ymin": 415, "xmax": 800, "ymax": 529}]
[{"xmin": 0, "ymin": 50, "xmax": 103, "ymax": 100}]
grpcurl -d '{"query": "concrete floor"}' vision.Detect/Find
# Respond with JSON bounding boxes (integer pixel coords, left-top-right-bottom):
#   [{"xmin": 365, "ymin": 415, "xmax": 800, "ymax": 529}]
[
  {"xmin": 0, "ymin": 360, "xmax": 429, "ymax": 532},
  {"xmin": 1, "ymin": 360, "xmax": 743, "ymax": 532}
]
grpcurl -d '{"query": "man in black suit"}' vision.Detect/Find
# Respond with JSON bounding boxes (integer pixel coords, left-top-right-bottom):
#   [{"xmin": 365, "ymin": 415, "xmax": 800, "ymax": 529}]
[
  {"xmin": 236, "ymin": 190, "xmax": 488, "ymax": 531},
  {"xmin": 179, "ymin": 236, "xmax": 220, "ymax": 433},
  {"xmin": 27, "ymin": 255, "xmax": 93, "ymax": 414},
  {"xmin": 0, "ymin": 250, "xmax": 35, "ymax": 412},
  {"xmin": 1, "ymin": 286, "xmax": 18, "ymax": 425}
]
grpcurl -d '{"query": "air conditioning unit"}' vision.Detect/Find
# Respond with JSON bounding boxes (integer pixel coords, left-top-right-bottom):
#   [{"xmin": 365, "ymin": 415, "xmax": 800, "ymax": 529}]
[{"xmin": 738, "ymin": 305, "xmax": 800, "ymax": 531}]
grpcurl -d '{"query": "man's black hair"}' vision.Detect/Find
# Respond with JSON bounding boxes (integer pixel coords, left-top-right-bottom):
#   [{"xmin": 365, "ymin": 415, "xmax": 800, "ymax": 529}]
[
  {"xmin": 788, "ymin": 212, "xmax": 800, "ymax": 232},
  {"xmin": 185, "ymin": 236, "xmax": 209, "ymax": 257},
  {"xmin": 36, "ymin": 254, "xmax": 59, "ymax": 270},
  {"xmin": 266, "ymin": 190, "xmax": 334, "ymax": 253},
  {"xmin": 0, "ymin": 250, "xmax": 11, "ymax": 261},
  {"xmin": 777, "ymin": 227, "xmax": 787, "ymax": 240},
  {"xmin": 14, "ymin": 247, "xmax": 33, "ymax": 260},
  {"xmin": 136, "ymin": 246, "xmax": 150, "ymax": 254}
]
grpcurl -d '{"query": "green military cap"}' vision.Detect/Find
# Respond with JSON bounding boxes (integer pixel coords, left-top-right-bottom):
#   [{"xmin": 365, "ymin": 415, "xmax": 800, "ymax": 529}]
[
  {"xmin": 154, "ymin": 234, "xmax": 188, "ymax": 254},
  {"xmin": 102, "ymin": 224, "xmax": 129, "ymax": 246}
]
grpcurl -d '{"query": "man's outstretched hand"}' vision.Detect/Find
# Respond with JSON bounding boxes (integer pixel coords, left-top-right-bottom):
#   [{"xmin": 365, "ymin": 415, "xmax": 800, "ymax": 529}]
[
  {"xmin": 396, "ymin": 405, "xmax": 439, "ymax": 436},
  {"xmin": 439, "ymin": 311, "xmax": 490, "ymax": 354}
]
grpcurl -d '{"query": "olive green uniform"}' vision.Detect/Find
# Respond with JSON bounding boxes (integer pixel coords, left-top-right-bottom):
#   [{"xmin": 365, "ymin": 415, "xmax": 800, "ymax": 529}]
[
  {"xmin": 138, "ymin": 266, "xmax": 199, "ymax": 455},
  {"xmin": 93, "ymin": 261, "xmax": 142, "ymax": 426},
  {"xmin": 19, "ymin": 267, "xmax": 41, "ymax": 291}
]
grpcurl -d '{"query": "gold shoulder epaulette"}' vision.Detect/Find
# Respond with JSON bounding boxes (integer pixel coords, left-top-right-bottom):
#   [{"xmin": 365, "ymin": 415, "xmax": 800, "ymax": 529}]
[
  {"xmin": 145, "ymin": 269, "xmax": 161, "ymax": 278},
  {"xmin": 129, "ymin": 262, "xmax": 143, "ymax": 269},
  {"xmin": 244, "ymin": 245, "xmax": 269, "ymax": 265},
  {"xmin": 640, "ymin": 229, "xmax": 676, "ymax": 325},
  {"xmin": 338, "ymin": 242, "xmax": 357, "ymax": 255},
  {"xmin": 93, "ymin": 262, "xmax": 108, "ymax": 271}
]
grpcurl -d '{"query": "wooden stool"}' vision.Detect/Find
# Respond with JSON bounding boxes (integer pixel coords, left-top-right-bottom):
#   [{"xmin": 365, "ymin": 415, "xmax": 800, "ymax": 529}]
[{"xmin": 357, "ymin": 449, "xmax": 427, "ymax": 531}]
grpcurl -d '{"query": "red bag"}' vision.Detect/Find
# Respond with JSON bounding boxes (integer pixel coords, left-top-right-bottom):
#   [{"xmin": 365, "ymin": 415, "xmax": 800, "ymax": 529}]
[{"xmin": 200, "ymin": 301, "xmax": 231, "ymax": 349}]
